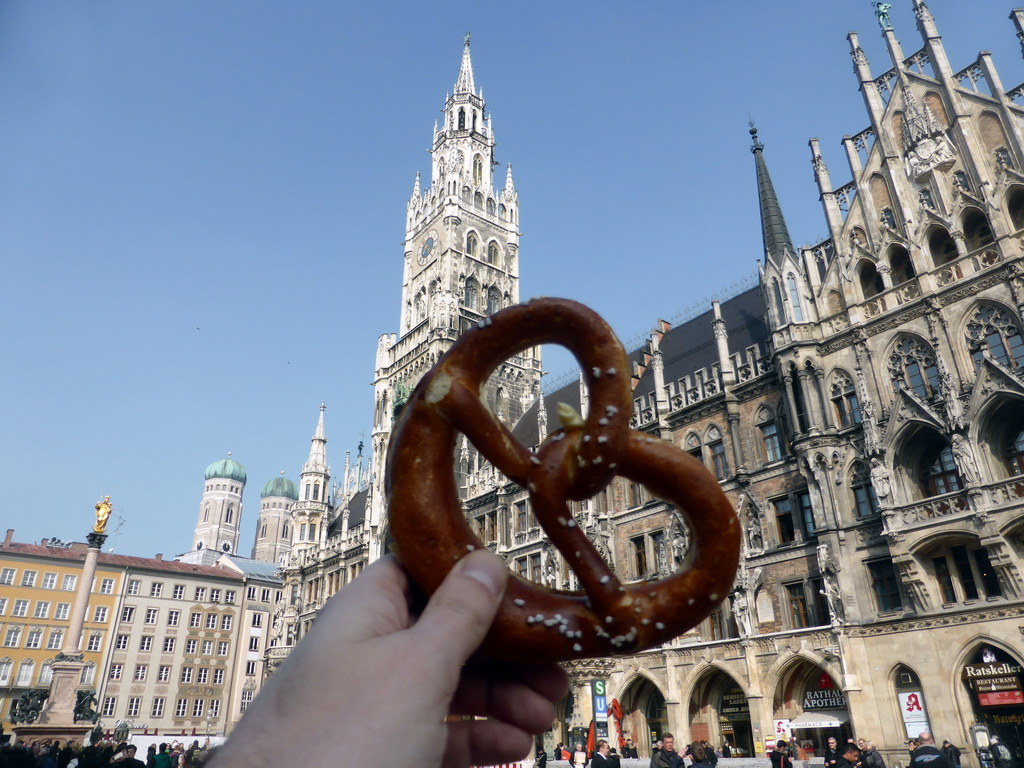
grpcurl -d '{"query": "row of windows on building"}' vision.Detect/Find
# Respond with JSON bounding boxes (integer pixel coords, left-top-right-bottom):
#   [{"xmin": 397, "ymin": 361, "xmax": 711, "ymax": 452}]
[
  {"xmin": 696, "ymin": 545, "xmax": 1003, "ymax": 640},
  {"xmin": 0, "ymin": 568, "xmax": 258, "ymax": 605},
  {"xmin": 204, "ymin": 483, "xmax": 241, "ymax": 493},
  {"xmin": 100, "ymin": 695, "xmax": 226, "ymax": 720},
  {"xmin": 0, "ymin": 658, "xmax": 96, "ymax": 688}
]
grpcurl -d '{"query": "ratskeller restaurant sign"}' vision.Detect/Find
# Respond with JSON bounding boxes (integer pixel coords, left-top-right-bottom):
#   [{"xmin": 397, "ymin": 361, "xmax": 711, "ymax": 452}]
[{"xmin": 963, "ymin": 662, "xmax": 1024, "ymax": 707}]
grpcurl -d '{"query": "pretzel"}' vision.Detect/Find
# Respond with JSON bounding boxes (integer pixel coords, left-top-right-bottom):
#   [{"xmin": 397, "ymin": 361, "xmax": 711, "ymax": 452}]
[{"xmin": 387, "ymin": 297, "xmax": 740, "ymax": 662}]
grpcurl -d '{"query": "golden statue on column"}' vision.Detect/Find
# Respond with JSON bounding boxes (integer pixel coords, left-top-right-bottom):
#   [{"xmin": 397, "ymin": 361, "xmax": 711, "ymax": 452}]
[{"xmin": 93, "ymin": 496, "xmax": 112, "ymax": 533}]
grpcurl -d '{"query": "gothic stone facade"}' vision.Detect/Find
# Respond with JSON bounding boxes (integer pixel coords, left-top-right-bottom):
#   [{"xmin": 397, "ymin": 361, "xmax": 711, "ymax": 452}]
[{"xmin": 267, "ymin": 8, "xmax": 1024, "ymax": 765}]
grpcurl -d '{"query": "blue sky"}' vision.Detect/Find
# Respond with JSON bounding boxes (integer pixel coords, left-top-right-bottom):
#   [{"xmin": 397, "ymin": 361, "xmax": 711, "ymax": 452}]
[{"xmin": 1, "ymin": 1, "xmax": 1020, "ymax": 557}]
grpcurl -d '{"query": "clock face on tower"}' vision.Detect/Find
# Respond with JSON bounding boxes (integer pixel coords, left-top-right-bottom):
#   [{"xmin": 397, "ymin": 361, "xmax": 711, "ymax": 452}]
[{"xmin": 419, "ymin": 231, "xmax": 438, "ymax": 265}]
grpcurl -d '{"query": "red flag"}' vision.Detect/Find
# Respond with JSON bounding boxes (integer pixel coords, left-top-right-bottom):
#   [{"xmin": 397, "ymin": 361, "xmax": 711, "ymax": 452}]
[{"xmin": 587, "ymin": 721, "xmax": 596, "ymax": 754}]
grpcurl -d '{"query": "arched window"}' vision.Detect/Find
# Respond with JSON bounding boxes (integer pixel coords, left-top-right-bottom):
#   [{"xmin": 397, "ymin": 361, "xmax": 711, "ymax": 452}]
[
  {"xmin": 921, "ymin": 440, "xmax": 961, "ymax": 496},
  {"xmin": 706, "ymin": 427, "xmax": 729, "ymax": 480},
  {"xmin": 1007, "ymin": 187, "xmax": 1024, "ymax": 231},
  {"xmin": 260, "ymin": 523, "xmax": 267, "ymax": 539},
  {"xmin": 203, "ymin": 505, "xmax": 209, "ymax": 523},
  {"xmin": 888, "ymin": 245, "xmax": 915, "ymax": 284},
  {"xmin": 466, "ymin": 233, "xmax": 478, "ymax": 257},
  {"xmin": 464, "ymin": 279, "xmax": 479, "ymax": 311},
  {"xmin": 888, "ymin": 337, "xmax": 941, "ymax": 398},
  {"xmin": 966, "ymin": 304, "xmax": 1024, "ymax": 369},
  {"xmin": 499, "ymin": 203, "xmax": 507, "ymax": 220},
  {"xmin": 486, "ymin": 198, "xmax": 496, "ymax": 215},
  {"xmin": 487, "ymin": 287, "xmax": 501, "ymax": 315},
  {"xmin": 830, "ymin": 373, "xmax": 862, "ymax": 427},
  {"xmin": 850, "ymin": 462, "xmax": 879, "ymax": 518},
  {"xmin": 962, "ymin": 209, "xmax": 995, "ymax": 252},
  {"xmin": 458, "ymin": 108, "xmax": 465, "ymax": 130},
  {"xmin": 225, "ymin": 506, "xmax": 233, "ymax": 524},
  {"xmin": 487, "ymin": 242, "xmax": 499, "ymax": 265},
  {"xmin": 927, "ymin": 227, "xmax": 957, "ymax": 267},
  {"xmin": 859, "ymin": 260, "xmax": 885, "ymax": 299},
  {"xmin": 313, "ymin": 482, "xmax": 321, "ymax": 501},
  {"xmin": 304, "ymin": 483, "xmax": 311, "ymax": 500},
  {"xmin": 758, "ymin": 409, "xmax": 783, "ymax": 463},
  {"xmin": 474, "ymin": 192, "xmax": 484, "ymax": 209},
  {"xmin": 282, "ymin": 523, "xmax": 290, "ymax": 539},
  {"xmin": 928, "ymin": 541, "xmax": 1002, "ymax": 602},
  {"xmin": 772, "ymin": 280, "xmax": 786, "ymax": 324},
  {"xmin": 473, "ymin": 155, "xmax": 483, "ymax": 186},
  {"xmin": 786, "ymin": 275, "xmax": 805, "ymax": 322}
]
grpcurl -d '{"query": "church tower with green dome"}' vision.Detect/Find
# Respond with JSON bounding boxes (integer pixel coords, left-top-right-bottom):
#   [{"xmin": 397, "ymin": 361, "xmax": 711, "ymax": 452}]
[
  {"xmin": 252, "ymin": 473, "xmax": 298, "ymax": 564},
  {"xmin": 187, "ymin": 454, "xmax": 246, "ymax": 564}
]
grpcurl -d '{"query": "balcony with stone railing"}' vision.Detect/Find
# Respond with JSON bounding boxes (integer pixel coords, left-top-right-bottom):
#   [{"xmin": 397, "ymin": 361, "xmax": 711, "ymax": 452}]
[
  {"xmin": 854, "ymin": 245, "xmax": 1004, "ymax": 323},
  {"xmin": 886, "ymin": 488, "xmax": 973, "ymax": 531}
]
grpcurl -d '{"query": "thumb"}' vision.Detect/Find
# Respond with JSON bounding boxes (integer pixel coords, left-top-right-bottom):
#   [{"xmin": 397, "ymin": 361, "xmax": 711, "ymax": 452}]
[{"xmin": 411, "ymin": 550, "xmax": 507, "ymax": 668}]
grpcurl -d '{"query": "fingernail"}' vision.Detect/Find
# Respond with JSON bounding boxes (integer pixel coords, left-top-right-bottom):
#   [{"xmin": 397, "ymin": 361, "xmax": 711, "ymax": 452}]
[{"xmin": 458, "ymin": 551, "xmax": 506, "ymax": 596}]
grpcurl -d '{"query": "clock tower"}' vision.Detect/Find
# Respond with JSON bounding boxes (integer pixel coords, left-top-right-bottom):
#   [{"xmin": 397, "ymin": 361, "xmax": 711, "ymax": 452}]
[{"xmin": 366, "ymin": 34, "xmax": 541, "ymax": 553}]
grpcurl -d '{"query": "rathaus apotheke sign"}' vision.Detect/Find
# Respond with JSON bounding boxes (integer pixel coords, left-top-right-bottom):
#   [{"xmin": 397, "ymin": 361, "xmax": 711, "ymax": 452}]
[{"xmin": 804, "ymin": 688, "xmax": 848, "ymax": 710}]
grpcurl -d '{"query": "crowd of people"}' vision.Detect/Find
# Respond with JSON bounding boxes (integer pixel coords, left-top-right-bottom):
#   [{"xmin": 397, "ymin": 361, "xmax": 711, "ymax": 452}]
[
  {"xmin": 0, "ymin": 739, "xmax": 218, "ymax": 768},
  {"xmin": 535, "ymin": 729, "xmax": 975, "ymax": 768}
]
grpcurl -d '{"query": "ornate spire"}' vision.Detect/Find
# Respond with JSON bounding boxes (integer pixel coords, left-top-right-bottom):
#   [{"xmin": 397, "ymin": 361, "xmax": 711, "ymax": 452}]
[
  {"xmin": 303, "ymin": 402, "xmax": 328, "ymax": 475},
  {"xmin": 749, "ymin": 123, "xmax": 796, "ymax": 268},
  {"xmin": 504, "ymin": 163, "xmax": 515, "ymax": 192},
  {"xmin": 899, "ymin": 85, "xmax": 941, "ymax": 146},
  {"xmin": 455, "ymin": 32, "xmax": 476, "ymax": 95},
  {"xmin": 412, "ymin": 170, "xmax": 421, "ymax": 197}
]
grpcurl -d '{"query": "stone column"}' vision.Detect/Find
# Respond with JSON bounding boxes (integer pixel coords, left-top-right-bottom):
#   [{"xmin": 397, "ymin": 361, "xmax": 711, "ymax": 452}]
[
  {"xmin": 16, "ymin": 500, "xmax": 111, "ymax": 744},
  {"xmin": 39, "ymin": 531, "xmax": 106, "ymax": 727}
]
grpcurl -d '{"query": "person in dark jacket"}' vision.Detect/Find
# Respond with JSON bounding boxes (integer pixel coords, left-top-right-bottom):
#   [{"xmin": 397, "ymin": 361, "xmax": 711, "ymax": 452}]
[
  {"xmin": 622, "ymin": 740, "xmax": 639, "ymax": 759},
  {"xmin": 862, "ymin": 741, "xmax": 886, "ymax": 768},
  {"xmin": 535, "ymin": 746, "xmax": 548, "ymax": 768},
  {"xmin": 940, "ymin": 742, "xmax": 961, "ymax": 767},
  {"xmin": 910, "ymin": 732, "xmax": 954, "ymax": 768},
  {"xmin": 837, "ymin": 744, "xmax": 861, "ymax": 768},
  {"xmin": 769, "ymin": 742, "xmax": 792, "ymax": 768},
  {"xmin": 721, "ymin": 744, "xmax": 732, "ymax": 759},
  {"xmin": 824, "ymin": 738, "xmax": 841, "ymax": 768}
]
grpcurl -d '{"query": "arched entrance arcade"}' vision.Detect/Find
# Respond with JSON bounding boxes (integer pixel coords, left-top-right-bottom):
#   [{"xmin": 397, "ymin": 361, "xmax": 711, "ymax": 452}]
[
  {"xmin": 688, "ymin": 668, "xmax": 754, "ymax": 756},
  {"xmin": 958, "ymin": 642, "xmax": 1024, "ymax": 765},
  {"xmin": 772, "ymin": 659, "xmax": 850, "ymax": 756},
  {"xmin": 618, "ymin": 675, "xmax": 667, "ymax": 757}
]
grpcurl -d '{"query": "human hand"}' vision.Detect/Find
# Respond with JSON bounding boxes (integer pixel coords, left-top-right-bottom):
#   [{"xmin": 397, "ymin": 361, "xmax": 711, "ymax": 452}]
[{"xmin": 211, "ymin": 551, "xmax": 567, "ymax": 768}]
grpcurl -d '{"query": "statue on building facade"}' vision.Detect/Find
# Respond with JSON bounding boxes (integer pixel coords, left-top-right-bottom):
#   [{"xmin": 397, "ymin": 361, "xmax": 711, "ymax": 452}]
[
  {"xmin": 745, "ymin": 513, "xmax": 763, "ymax": 552},
  {"xmin": 951, "ymin": 433, "xmax": 981, "ymax": 486},
  {"xmin": 870, "ymin": 458, "xmax": 891, "ymax": 500}
]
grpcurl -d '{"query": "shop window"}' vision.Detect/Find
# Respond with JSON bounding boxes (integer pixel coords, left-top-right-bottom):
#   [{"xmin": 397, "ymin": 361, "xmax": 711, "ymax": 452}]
[{"xmin": 966, "ymin": 304, "xmax": 1024, "ymax": 370}]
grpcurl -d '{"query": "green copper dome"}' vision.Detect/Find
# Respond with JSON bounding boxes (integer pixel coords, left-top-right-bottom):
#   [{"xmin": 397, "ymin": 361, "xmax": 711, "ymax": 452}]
[
  {"xmin": 261, "ymin": 476, "xmax": 298, "ymax": 500},
  {"xmin": 204, "ymin": 457, "xmax": 247, "ymax": 484}
]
